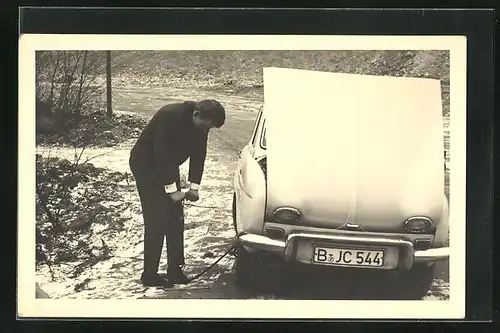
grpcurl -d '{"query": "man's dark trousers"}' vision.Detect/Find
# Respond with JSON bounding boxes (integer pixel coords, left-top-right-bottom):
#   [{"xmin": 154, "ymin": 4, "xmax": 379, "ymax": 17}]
[
  {"xmin": 128, "ymin": 101, "xmax": 209, "ymax": 278},
  {"xmin": 130, "ymin": 160, "xmax": 185, "ymax": 277}
]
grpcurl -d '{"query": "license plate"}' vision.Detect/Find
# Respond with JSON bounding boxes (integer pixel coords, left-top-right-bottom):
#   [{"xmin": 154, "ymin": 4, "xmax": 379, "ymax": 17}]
[{"xmin": 312, "ymin": 246, "xmax": 385, "ymax": 267}]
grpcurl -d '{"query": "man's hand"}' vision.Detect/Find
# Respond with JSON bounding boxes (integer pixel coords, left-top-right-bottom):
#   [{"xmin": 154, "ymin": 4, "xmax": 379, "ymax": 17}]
[
  {"xmin": 184, "ymin": 189, "xmax": 200, "ymax": 202},
  {"xmin": 169, "ymin": 191, "xmax": 186, "ymax": 203}
]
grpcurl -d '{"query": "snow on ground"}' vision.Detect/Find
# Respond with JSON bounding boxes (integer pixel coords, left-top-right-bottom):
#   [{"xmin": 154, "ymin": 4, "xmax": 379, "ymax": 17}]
[
  {"xmin": 36, "ymin": 138, "xmax": 238, "ymax": 299},
  {"xmin": 424, "ymin": 279, "xmax": 450, "ymax": 301}
]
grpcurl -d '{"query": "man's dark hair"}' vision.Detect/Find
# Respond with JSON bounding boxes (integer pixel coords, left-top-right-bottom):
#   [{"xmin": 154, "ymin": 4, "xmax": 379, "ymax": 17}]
[{"xmin": 195, "ymin": 99, "xmax": 226, "ymax": 128}]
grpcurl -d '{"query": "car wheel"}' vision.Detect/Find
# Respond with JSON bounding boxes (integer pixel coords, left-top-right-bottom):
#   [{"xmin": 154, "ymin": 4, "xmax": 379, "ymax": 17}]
[
  {"xmin": 234, "ymin": 244, "xmax": 263, "ymax": 291},
  {"xmin": 396, "ymin": 263, "xmax": 436, "ymax": 299},
  {"xmin": 232, "ymin": 193, "xmax": 237, "ymax": 233}
]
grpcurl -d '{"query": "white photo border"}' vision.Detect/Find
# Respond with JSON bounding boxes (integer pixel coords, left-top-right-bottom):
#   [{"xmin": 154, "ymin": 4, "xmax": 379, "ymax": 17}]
[{"xmin": 18, "ymin": 34, "xmax": 467, "ymax": 319}]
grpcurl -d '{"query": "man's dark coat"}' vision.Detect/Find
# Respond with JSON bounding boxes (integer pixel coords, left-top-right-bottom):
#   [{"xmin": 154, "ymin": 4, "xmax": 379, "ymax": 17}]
[
  {"xmin": 129, "ymin": 101, "xmax": 208, "ymax": 274},
  {"xmin": 130, "ymin": 101, "xmax": 208, "ymax": 187}
]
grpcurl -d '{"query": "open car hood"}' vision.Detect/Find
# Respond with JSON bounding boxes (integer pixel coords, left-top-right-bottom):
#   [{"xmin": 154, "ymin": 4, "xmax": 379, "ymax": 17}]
[{"xmin": 263, "ymin": 67, "xmax": 445, "ymax": 231}]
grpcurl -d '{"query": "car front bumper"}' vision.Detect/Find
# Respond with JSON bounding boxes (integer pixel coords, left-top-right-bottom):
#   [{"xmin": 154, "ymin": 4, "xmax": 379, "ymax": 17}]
[{"xmin": 238, "ymin": 232, "xmax": 449, "ymax": 270}]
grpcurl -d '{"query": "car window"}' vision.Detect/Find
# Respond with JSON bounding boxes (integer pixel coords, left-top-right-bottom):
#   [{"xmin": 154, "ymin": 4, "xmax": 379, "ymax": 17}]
[
  {"xmin": 261, "ymin": 124, "xmax": 266, "ymax": 149},
  {"xmin": 251, "ymin": 109, "xmax": 263, "ymax": 146}
]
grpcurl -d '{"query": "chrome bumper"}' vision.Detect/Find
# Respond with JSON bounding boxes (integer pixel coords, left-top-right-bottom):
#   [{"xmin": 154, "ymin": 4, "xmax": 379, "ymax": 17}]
[{"xmin": 238, "ymin": 232, "xmax": 449, "ymax": 270}]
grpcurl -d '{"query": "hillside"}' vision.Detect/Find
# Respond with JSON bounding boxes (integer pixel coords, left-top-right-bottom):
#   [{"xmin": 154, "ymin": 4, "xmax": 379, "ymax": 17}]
[{"xmin": 106, "ymin": 50, "xmax": 450, "ymax": 115}]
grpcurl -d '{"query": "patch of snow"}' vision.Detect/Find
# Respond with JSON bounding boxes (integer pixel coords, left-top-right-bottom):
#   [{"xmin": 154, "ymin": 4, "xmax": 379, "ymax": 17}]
[
  {"xmin": 37, "ymin": 141, "xmax": 237, "ymax": 299},
  {"xmin": 91, "ymin": 223, "xmax": 108, "ymax": 234}
]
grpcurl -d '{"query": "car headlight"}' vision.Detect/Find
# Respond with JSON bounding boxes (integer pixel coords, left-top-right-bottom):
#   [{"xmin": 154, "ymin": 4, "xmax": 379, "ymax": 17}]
[
  {"xmin": 273, "ymin": 207, "xmax": 301, "ymax": 223},
  {"xmin": 403, "ymin": 216, "xmax": 434, "ymax": 233}
]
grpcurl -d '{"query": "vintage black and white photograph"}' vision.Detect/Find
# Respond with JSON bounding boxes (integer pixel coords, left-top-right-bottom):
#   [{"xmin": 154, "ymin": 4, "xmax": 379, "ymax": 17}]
[{"xmin": 18, "ymin": 35, "xmax": 466, "ymax": 319}]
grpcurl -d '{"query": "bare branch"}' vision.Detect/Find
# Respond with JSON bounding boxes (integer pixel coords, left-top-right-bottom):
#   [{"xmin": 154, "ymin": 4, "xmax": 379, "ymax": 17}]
[
  {"xmin": 60, "ymin": 52, "xmax": 82, "ymax": 114},
  {"xmin": 82, "ymin": 151, "xmax": 113, "ymax": 163},
  {"xmin": 36, "ymin": 184, "xmax": 61, "ymax": 230},
  {"xmin": 54, "ymin": 145, "xmax": 87, "ymax": 223},
  {"xmin": 48, "ymin": 52, "xmax": 61, "ymax": 113},
  {"xmin": 74, "ymin": 51, "xmax": 89, "ymax": 115}
]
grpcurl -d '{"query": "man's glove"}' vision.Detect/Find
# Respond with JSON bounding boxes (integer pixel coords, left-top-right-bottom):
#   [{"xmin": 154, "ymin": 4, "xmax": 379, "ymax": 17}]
[
  {"xmin": 185, "ymin": 189, "xmax": 200, "ymax": 202},
  {"xmin": 169, "ymin": 191, "xmax": 186, "ymax": 203}
]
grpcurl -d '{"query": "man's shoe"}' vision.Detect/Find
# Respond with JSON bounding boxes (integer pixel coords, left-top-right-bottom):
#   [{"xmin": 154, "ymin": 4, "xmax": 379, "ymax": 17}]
[
  {"xmin": 167, "ymin": 266, "xmax": 190, "ymax": 285},
  {"xmin": 140, "ymin": 273, "xmax": 173, "ymax": 287}
]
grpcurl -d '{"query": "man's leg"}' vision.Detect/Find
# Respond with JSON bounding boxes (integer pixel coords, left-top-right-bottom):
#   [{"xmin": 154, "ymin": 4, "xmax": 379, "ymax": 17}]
[
  {"xmin": 165, "ymin": 202, "xmax": 185, "ymax": 266},
  {"xmin": 165, "ymin": 175, "xmax": 189, "ymax": 284},
  {"xmin": 134, "ymin": 173, "xmax": 170, "ymax": 286}
]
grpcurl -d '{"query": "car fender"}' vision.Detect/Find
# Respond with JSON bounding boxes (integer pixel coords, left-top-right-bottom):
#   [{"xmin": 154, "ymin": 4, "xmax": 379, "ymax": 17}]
[
  {"xmin": 234, "ymin": 145, "xmax": 266, "ymax": 235},
  {"xmin": 433, "ymin": 194, "xmax": 449, "ymax": 248}
]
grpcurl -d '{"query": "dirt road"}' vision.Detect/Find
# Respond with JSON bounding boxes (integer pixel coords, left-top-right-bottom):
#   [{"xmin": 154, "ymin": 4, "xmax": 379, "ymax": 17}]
[{"xmin": 36, "ymin": 86, "xmax": 449, "ymax": 300}]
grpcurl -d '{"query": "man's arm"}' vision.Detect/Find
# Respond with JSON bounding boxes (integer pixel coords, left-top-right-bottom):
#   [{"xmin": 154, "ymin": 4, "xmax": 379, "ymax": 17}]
[
  {"xmin": 188, "ymin": 130, "xmax": 208, "ymax": 189},
  {"xmin": 153, "ymin": 110, "xmax": 180, "ymax": 193}
]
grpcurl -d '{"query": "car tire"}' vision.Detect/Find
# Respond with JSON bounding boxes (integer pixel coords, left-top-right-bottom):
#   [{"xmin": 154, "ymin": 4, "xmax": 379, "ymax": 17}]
[
  {"xmin": 231, "ymin": 193, "xmax": 259, "ymax": 290},
  {"xmin": 231, "ymin": 193, "xmax": 279, "ymax": 293},
  {"xmin": 396, "ymin": 263, "xmax": 436, "ymax": 299},
  {"xmin": 234, "ymin": 244, "xmax": 263, "ymax": 291},
  {"xmin": 232, "ymin": 193, "xmax": 237, "ymax": 233}
]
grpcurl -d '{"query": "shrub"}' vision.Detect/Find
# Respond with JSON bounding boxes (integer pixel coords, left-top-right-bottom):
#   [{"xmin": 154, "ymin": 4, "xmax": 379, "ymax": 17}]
[
  {"xmin": 36, "ymin": 51, "xmax": 106, "ymax": 136},
  {"xmin": 36, "ymin": 153, "xmax": 132, "ymax": 278},
  {"xmin": 36, "ymin": 110, "xmax": 148, "ymax": 147}
]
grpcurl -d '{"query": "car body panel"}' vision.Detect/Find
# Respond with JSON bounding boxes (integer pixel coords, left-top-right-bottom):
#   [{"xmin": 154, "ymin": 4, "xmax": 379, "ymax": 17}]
[
  {"xmin": 263, "ymin": 67, "xmax": 444, "ymax": 232},
  {"xmin": 433, "ymin": 194, "xmax": 450, "ymax": 248},
  {"xmin": 234, "ymin": 144, "xmax": 266, "ymax": 235},
  {"xmin": 263, "ymin": 221, "xmax": 435, "ymax": 245}
]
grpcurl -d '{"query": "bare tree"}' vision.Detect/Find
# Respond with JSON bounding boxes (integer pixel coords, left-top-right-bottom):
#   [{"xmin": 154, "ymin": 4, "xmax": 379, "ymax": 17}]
[
  {"xmin": 106, "ymin": 50, "xmax": 113, "ymax": 117},
  {"xmin": 36, "ymin": 51, "xmax": 106, "ymax": 133}
]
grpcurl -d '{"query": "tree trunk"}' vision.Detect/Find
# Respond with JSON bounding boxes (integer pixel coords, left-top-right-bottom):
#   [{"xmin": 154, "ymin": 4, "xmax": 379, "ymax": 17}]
[
  {"xmin": 74, "ymin": 51, "xmax": 89, "ymax": 118},
  {"xmin": 106, "ymin": 51, "xmax": 112, "ymax": 117}
]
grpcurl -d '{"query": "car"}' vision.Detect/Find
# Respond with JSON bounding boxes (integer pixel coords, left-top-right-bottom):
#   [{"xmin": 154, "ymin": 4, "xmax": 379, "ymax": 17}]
[{"xmin": 232, "ymin": 67, "xmax": 450, "ymax": 299}]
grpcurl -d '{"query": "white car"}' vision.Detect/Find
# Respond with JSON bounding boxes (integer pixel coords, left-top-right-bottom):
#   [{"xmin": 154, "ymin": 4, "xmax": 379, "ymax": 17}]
[{"xmin": 232, "ymin": 67, "xmax": 450, "ymax": 299}]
